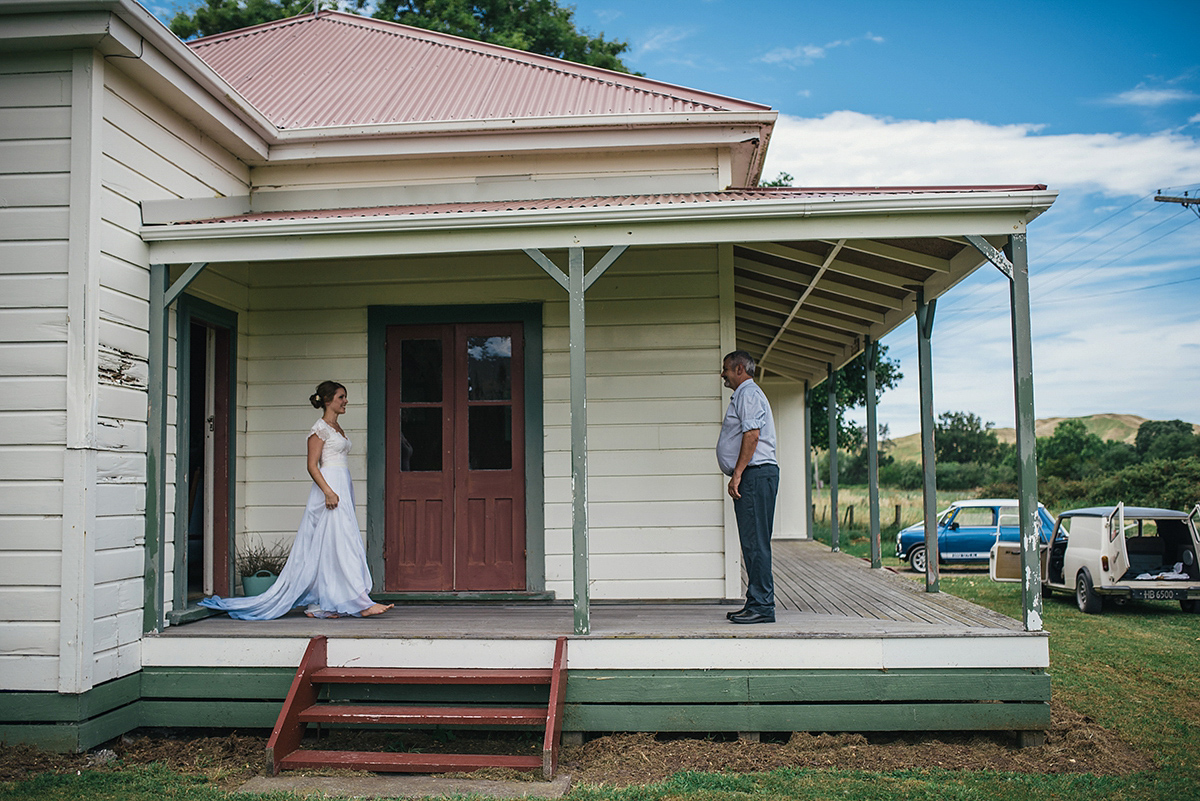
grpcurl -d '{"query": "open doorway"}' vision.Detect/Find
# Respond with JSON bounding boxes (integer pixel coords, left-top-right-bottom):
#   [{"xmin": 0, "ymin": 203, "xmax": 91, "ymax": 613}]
[{"xmin": 175, "ymin": 298, "xmax": 236, "ymax": 613}]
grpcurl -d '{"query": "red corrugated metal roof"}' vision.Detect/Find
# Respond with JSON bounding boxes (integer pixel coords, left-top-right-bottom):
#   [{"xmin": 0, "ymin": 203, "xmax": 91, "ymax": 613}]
[
  {"xmin": 188, "ymin": 11, "xmax": 769, "ymax": 129},
  {"xmin": 172, "ymin": 186, "xmax": 1049, "ymax": 225}
]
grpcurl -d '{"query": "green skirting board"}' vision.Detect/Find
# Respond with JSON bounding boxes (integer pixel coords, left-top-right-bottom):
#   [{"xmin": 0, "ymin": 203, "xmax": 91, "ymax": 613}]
[{"xmin": 0, "ymin": 666, "xmax": 1051, "ymax": 751}]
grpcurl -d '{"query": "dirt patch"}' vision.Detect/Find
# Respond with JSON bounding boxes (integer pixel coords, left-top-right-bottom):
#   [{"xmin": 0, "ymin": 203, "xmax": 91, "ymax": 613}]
[
  {"xmin": 564, "ymin": 706, "xmax": 1152, "ymax": 787},
  {"xmin": 0, "ymin": 703, "xmax": 1153, "ymax": 791}
]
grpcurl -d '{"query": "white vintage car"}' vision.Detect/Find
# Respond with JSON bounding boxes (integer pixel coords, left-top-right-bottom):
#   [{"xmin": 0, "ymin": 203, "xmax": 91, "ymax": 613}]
[{"xmin": 990, "ymin": 503, "xmax": 1200, "ymax": 614}]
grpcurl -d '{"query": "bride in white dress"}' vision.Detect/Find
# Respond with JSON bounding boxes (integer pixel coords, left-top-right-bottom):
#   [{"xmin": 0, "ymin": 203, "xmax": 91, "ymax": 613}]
[{"xmin": 200, "ymin": 381, "xmax": 392, "ymax": 620}]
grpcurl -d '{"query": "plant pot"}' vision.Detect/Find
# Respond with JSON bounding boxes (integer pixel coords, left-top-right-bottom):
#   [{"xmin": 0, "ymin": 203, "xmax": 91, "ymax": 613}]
[{"xmin": 241, "ymin": 569, "xmax": 278, "ymax": 597}]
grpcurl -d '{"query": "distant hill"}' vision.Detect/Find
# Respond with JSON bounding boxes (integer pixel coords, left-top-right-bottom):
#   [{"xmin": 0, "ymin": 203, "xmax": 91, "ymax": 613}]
[{"xmin": 885, "ymin": 414, "xmax": 1199, "ymax": 464}]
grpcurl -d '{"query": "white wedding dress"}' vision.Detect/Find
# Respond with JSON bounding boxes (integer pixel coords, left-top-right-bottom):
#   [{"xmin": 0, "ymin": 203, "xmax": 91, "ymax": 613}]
[{"xmin": 200, "ymin": 419, "xmax": 377, "ymax": 619}]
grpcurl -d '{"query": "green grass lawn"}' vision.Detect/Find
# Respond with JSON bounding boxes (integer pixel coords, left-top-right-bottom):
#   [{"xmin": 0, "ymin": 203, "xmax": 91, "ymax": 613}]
[{"xmin": 5, "ymin": 540, "xmax": 1199, "ymax": 800}]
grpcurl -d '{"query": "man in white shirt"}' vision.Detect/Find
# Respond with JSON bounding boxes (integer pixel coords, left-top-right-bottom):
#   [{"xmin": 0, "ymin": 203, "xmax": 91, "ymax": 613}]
[{"xmin": 716, "ymin": 350, "xmax": 778, "ymax": 624}]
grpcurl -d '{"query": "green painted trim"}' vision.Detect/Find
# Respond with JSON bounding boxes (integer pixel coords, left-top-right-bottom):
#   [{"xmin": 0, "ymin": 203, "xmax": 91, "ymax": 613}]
[
  {"xmin": 566, "ymin": 702, "xmax": 1052, "ymax": 732},
  {"xmin": 173, "ymin": 295, "xmax": 239, "ymax": 619},
  {"xmin": 144, "ymin": 264, "xmax": 168, "ymax": 633},
  {"xmin": 140, "ymin": 700, "xmax": 281, "ymax": 729},
  {"xmin": 166, "ymin": 605, "xmax": 220, "ymax": 626},
  {"xmin": 0, "ymin": 712, "xmax": 140, "ymax": 754},
  {"xmin": 566, "ymin": 669, "xmax": 1050, "ymax": 704},
  {"xmin": 141, "ymin": 667, "xmax": 295, "ymax": 700},
  {"xmin": 366, "ymin": 304, "xmax": 545, "ymax": 593},
  {"xmin": 0, "ymin": 674, "xmax": 140, "ymax": 723}
]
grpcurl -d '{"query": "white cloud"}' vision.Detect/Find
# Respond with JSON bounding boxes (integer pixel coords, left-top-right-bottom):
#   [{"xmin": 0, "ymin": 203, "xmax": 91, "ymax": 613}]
[
  {"xmin": 760, "ymin": 43, "xmax": 828, "ymax": 65},
  {"xmin": 777, "ymin": 112, "xmax": 1200, "ymax": 436},
  {"xmin": 763, "ymin": 111, "xmax": 1200, "ymax": 197},
  {"xmin": 1104, "ymin": 87, "xmax": 1199, "ymax": 107},
  {"xmin": 635, "ymin": 26, "xmax": 694, "ymax": 56},
  {"xmin": 759, "ymin": 33, "xmax": 884, "ymax": 67}
]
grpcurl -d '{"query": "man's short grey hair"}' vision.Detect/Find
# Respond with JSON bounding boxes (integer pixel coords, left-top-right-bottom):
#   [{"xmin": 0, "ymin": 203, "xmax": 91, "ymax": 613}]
[{"xmin": 723, "ymin": 350, "xmax": 756, "ymax": 376}]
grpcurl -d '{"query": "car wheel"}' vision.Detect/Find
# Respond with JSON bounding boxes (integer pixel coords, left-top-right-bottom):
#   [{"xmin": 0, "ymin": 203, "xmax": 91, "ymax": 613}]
[
  {"xmin": 1181, "ymin": 599, "xmax": 1200, "ymax": 614},
  {"xmin": 1076, "ymin": 569, "xmax": 1102, "ymax": 614},
  {"xmin": 908, "ymin": 546, "xmax": 927, "ymax": 574}
]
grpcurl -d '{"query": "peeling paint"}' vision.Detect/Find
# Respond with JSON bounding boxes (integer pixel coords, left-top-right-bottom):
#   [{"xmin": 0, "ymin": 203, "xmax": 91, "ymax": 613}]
[
  {"xmin": 1026, "ymin": 610, "xmax": 1043, "ymax": 631},
  {"xmin": 98, "ymin": 346, "xmax": 149, "ymax": 389}
]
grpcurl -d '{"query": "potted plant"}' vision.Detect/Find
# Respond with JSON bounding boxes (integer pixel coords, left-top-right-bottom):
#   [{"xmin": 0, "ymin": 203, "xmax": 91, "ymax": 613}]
[{"xmin": 235, "ymin": 537, "xmax": 291, "ymax": 596}]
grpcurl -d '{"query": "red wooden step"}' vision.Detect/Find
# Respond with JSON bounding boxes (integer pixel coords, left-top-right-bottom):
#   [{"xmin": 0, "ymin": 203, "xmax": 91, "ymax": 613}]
[
  {"xmin": 310, "ymin": 667, "xmax": 553, "ymax": 685},
  {"xmin": 279, "ymin": 749, "xmax": 542, "ymax": 773},
  {"xmin": 297, "ymin": 704, "xmax": 548, "ymax": 726}
]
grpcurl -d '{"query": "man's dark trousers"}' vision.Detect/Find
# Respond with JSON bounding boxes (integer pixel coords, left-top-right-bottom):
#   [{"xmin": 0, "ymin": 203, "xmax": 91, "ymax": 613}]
[{"xmin": 733, "ymin": 463, "xmax": 778, "ymax": 616}]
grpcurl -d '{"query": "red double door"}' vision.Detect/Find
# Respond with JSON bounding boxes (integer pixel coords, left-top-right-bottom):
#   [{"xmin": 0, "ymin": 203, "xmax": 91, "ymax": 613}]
[{"xmin": 384, "ymin": 322, "xmax": 526, "ymax": 591}]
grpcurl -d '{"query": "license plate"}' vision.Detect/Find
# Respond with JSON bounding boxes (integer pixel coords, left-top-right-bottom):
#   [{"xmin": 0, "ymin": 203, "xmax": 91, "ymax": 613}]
[{"xmin": 1132, "ymin": 588, "xmax": 1186, "ymax": 601}]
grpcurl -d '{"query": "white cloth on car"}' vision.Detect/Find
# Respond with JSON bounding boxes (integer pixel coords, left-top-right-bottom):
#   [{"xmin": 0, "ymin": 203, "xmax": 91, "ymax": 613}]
[{"xmin": 1135, "ymin": 562, "xmax": 1189, "ymax": 580}]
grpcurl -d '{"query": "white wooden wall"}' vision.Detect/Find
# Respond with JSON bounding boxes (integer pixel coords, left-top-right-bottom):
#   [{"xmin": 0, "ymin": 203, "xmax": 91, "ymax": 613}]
[
  {"xmin": 0, "ymin": 51, "xmax": 74, "ymax": 692},
  {"xmin": 249, "ymin": 148, "xmax": 724, "ymax": 211},
  {"xmin": 219, "ymin": 245, "xmax": 727, "ymax": 600},
  {"xmin": 94, "ymin": 62, "xmax": 249, "ymax": 685}
]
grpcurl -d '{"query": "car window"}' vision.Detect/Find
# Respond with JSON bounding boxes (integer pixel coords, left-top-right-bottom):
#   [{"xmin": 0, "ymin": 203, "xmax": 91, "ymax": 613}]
[
  {"xmin": 1054, "ymin": 518, "xmax": 1070, "ymax": 541},
  {"xmin": 998, "ymin": 506, "xmax": 1019, "ymax": 527},
  {"xmin": 954, "ymin": 507, "xmax": 995, "ymax": 527},
  {"xmin": 1127, "ymin": 519, "xmax": 1159, "ymax": 538},
  {"xmin": 939, "ymin": 510, "xmax": 955, "ymax": 525}
]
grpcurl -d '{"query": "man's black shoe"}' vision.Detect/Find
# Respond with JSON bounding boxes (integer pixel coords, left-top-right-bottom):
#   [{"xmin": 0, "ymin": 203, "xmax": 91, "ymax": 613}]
[
  {"xmin": 725, "ymin": 607, "xmax": 747, "ymax": 620},
  {"xmin": 729, "ymin": 610, "xmax": 775, "ymax": 624}
]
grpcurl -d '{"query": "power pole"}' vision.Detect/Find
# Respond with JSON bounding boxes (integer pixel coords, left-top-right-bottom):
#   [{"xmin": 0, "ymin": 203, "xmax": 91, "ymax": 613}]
[{"xmin": 1154, "ymin": 190, "xmax": 1200, "ymax": 220}]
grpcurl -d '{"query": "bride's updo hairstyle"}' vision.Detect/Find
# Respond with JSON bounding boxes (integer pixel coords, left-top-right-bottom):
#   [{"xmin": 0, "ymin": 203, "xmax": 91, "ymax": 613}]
[{"xmin": 310, "ymin": 381, "xmax": 346, "ymax": 410}]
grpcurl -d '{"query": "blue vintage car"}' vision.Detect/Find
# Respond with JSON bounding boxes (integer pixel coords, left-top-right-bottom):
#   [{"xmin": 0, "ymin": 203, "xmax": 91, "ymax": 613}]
[{"xmin": 895, "ymin": 498, "xmax": 1055, "ymax": 572}]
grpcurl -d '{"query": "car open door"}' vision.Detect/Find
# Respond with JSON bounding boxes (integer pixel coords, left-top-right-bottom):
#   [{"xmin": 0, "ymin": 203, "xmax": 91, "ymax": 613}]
[
  {"xmin": 989, "ymin": 540, "xmax": 1022, "ymax": 582},
  {"xmin": 1104, "ymin": 503, "xmax": 1129, "ymax": 581},
  {"xmin": 990, "ymin": 507, "xmax": 1049, "ymax": 582}
]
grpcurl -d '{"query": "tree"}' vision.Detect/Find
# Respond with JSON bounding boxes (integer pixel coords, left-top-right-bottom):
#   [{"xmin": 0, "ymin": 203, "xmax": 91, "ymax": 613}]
[
  {"xmin": 1038, "ymin": 418, "xmax": 1105, "ymax": 481},
  {"xmin": 934, "ymin": 410, "xmax": 1000, "ymax": 465},
  {"xmin": 373, "ymin": 0, "xmax": 634, "ymax": 72},
  {"xmin": 759, "ymin": 171, "xmax": 794, "ymax": 188},
  {"xmin": 171, "ymin": 0, "xmax": 313, "ymax": 39},
  {"xmin": 808, "ymin": 344, "xmax": 903, "ymax": 452},
  {"xmin": 1135, "ymin": 419, "xmax": 1198, "ymax": 460},
  {"xmin": 169, "ymin": 0, "xmax": 635, "ymax": 74}
]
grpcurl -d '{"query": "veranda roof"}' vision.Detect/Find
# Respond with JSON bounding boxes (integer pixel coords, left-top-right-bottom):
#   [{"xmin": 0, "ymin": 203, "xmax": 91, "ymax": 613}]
[{"xmin": 142, "ymin": 184, "xmax": 1056, "ymax": 385}]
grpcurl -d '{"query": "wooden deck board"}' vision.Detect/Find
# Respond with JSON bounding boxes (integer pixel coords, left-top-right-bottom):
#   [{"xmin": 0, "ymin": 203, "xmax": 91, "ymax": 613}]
[{"xmin": 161, "ymin": 542, "xmax": 1025, "ymax": 639}]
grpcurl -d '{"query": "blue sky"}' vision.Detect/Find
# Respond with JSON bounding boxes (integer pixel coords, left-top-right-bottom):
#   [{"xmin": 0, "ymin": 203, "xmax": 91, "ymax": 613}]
[
  {"xmin": 565, "ymin": 0, "xmax": 1200, "ymax": 436},
  {"xmin": 152, "ymin": 1, "xmax": 1200, "ymax": 437}
]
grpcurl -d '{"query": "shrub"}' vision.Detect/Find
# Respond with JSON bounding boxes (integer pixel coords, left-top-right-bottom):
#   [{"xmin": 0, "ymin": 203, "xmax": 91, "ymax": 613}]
[
  {"xmin": 978, "ymin": 456, "xmax": 1200, "ymax": 511},
  {"xmin": 879, "ymin": 460, "xmax": 923, "ymax": 490},
  {"xmin": 1083, "ymin": 456, "xmax": 1200, "ymax": 510},
  {"xmin": 936, "ymin": 461, "xmax": 990, "ymax": 490}
]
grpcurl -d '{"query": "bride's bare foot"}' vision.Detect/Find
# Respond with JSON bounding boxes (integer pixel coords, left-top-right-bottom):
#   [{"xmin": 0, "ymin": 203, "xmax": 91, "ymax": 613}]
[
  {"xmin": 305, "ymin": 610, "xmax": 340, "ymax": 619},
  {"xmin": 361, "ymin": 603, "xmax": 393, "ymax": 617}
]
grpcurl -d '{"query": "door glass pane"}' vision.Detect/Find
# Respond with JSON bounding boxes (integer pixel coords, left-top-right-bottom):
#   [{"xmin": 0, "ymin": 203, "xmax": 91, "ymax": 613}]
[
  {"xmin": 400, "ymin": 407, "xmax": 442, "ymax": 471},
  {"xmin": 468, "ymin": 405, "xmax": 512, "ymax": 470},
  {"xmin": 467, "ymin": 336, "xmax": 512, "ymax": 401},
  {"xmin": 401, "ymin": 339, "xmax": 442, "ymax": 403}
]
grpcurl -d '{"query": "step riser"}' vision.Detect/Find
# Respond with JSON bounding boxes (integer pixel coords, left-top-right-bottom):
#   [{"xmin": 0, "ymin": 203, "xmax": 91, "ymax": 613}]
[
  {"xmin": 312, "ymin": 668, "xmax": 553, "ymax": 685},
  {"xmin": 280, "ymin": 750, "xmax": 542, "ymax": 772},
  {"xmin": 299, "ymin": 712, "xmax": 547, "ymax": 725}
]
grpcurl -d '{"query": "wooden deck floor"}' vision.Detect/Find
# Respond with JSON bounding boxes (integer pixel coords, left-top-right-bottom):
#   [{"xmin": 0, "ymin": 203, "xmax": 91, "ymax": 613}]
[{"xmin": 160, "ymin": 541, "xmax": 1024, "ymax": 640}]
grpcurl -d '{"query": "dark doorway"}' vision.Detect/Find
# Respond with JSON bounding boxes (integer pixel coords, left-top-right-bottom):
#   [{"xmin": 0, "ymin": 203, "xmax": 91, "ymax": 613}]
[{"xmin": 181, "ymin": 311, "xmax": 234, "ymax": 603}]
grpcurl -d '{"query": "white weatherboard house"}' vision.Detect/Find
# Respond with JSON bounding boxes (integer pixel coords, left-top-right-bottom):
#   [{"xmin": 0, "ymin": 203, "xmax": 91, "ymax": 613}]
[{"xmin": 1, "ymin": 1, "xmax": 1055, "ymax": 756}]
